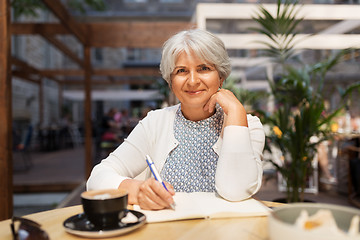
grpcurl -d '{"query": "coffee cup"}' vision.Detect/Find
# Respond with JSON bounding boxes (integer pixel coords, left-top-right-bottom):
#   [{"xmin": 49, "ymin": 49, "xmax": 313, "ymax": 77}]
[{"xmin": 81, "ymin": 189, "xmax": 128, "ymax": 229}]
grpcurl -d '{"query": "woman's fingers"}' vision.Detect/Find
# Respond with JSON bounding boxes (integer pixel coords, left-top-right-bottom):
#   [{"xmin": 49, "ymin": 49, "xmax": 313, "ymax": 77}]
[
  {"xmin": 204, "ymin": 89, "xmax": 248, "ymax": 126},
  {"xmin": 137, "ymin": 178, "xmax": 175, "ymax": 210},
  {"xmin": 204, "ymin": 89, "xmax": 227, "ymax": 112},
  {"xmin": 164, "ymin": 182, "xmax": 175, "ymax": 195},
  {"xmin": 204, "ymin": 93, "xmax": 218, "ymax": 113},
  {"xmin": 204, "ymin": 89, "xmax": 239, "ymax": 114},
  {"xmin": 138, "ymin": 179, "xmax": 168, "ymax": 209}
]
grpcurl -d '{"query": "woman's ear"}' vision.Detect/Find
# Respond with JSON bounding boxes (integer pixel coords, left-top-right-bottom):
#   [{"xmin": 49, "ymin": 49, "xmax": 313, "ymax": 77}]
[
  {"xmin": 219, "ymin": 77, "xmax": 224, "ymax": 89},
  {"xmin": 169, "ymin": 82, "xmax": 173, "ymax": 92}
]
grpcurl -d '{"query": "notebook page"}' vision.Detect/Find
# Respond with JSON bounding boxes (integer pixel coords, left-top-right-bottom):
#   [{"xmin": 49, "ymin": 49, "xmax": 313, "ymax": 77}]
[
  {"xmin": 192, "ymin": 192, "xmax": 271, "ymax": 219},
  {"xmin": 133, "ymin": 192, "xmax": 270, "ymax": 223},
  {"xmin": 133, "ymin": 192, "xmax": 207, "ymax": 223}
]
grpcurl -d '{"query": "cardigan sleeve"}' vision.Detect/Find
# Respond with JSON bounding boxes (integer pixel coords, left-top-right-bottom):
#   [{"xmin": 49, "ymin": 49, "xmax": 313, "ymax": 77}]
[
  {"xmin": 86, "ymin": 117, "xmax": 153, "ymax": 190},
  {"xmin": 214, "ymin": 114, "xmax": 265, "ymax": 201},
  {"xmin": 86, "ymin": 106, "xmax": 179, "ymax": 191}
]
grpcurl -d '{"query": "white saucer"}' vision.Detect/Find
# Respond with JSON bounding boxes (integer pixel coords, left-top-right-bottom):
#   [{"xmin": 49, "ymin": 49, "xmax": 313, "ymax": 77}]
[{"xmin": 63, "ymin": 210, "xmax": 146, "ymax": 238}]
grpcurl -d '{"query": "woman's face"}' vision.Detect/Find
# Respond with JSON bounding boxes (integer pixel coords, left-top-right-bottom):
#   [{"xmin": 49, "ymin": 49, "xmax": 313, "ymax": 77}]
[{"xmin": 170, "ymin": 51, "xmax": 223, "ymax": 112}]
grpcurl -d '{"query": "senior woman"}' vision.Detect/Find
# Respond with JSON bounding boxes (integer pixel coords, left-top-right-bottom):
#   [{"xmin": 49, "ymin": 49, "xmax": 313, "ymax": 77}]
[{"xmin": 87, "ymin": 29, "xmax": 265, "ymax": 210}]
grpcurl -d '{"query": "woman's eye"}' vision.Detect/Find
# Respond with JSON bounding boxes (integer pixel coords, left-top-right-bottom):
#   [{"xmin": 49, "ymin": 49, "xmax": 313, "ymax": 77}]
[
  {"xmin": 199, "ymin": 66, "xmax": 211, "ymax": 71},
  {"xmin": 176, "ymin": 69, "xmax": 186, "ymax": 74}
]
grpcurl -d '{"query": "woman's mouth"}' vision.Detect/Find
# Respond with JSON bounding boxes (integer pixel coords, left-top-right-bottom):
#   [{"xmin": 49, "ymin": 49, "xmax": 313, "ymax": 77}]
[{"xmin": 185, "ymin": 90, "xmax": 203, "ymax": 95}]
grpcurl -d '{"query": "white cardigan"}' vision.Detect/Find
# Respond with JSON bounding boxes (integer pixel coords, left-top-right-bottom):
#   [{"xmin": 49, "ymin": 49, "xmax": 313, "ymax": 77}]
[{"xmin": 87, "ymin": 104, "xmax": 265, "ymax": 201}]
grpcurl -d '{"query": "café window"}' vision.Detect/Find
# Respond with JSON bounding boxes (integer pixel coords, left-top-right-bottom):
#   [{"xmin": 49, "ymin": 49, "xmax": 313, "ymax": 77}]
[
  {"xmin": 94, "ymin": 48, "xmax": 103, "ymax": 62},
  {"xmin": 126, "ymin": 48, "xmax": 161, "ymax": 62}
]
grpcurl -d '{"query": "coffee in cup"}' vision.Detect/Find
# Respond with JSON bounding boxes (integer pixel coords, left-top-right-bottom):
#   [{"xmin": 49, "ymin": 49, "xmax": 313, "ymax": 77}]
[{"xmin": 81, "ymin": 189, "xmax": 128, "ymax": 229}]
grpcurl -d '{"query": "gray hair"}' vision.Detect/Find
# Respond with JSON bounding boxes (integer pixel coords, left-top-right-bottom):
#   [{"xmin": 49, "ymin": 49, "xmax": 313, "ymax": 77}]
[{"xmin": 159, "ymin": 29, "xmax": 231, "ymax": 85}]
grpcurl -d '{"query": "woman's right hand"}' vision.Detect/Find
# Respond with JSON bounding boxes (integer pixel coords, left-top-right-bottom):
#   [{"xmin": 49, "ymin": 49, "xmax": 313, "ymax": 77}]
[
  {"xmin": 119, "ymin": 178, "xmax": 175, "ymax": 210},
  {"xmin": 137, "ymin": 178, "xmax": 175, "ymax": 210},
  {"xmin": 203, "ymin": 88, "xmax": 248, "ymax": 127}
]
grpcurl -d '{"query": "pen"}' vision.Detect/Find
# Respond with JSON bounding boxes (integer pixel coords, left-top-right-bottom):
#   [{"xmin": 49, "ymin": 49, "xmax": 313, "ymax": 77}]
[{"xmin": 145, "ymin": 155, "xmax": 176, "ymax": 210}]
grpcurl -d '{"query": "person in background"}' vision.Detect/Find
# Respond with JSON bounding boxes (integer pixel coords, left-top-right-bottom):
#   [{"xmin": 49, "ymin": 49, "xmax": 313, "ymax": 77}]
[
  {"xmin": 119, "ymin": 109, "xmax": 132, "ymax": 136},
  {"xmin": 58, "ymin": 113, "xmax": 72, "ymax": 148},
  {"xmin": 101, "ymin": 108, "xmax": 122, "ymax": 143},
  {"xmin": 87, "ymin": 29, "xmax": 265, "ymax": 210}
]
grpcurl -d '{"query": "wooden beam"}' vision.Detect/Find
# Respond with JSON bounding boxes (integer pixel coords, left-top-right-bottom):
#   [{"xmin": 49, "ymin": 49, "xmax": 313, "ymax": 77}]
[
  {"xmin": 41, "ymin": 33, "xmax": 84, "ymax": 68},
  {"xmin": 94, "ymin": 68, "xmax": 161, "ymax": 76},
  {"xmin": 39, "ymin": 68, "xmax": 161, "ymax": 77},
  {"xmin": 12, "ymin": 57, "xmax": 40, "ymax": 75},
  {"xmin": 12, "ymin": 70, "xmax": 41, "ymax": 84},
  {"xmin": 88, "ymin": 21, "xmax": 194, "ymax": 47},
  {"xmin": 12, "ymin": 23, "xmax": 84, "ymax": 69},
  {"xmin": 11, "ymin": 23, "xmax": 69, "ymax": 35},
  {"xmin": 12, "ymin": 57, "xmax": 61, "ymax": 83},
  {"xmin": 84, "ymin": 45, "xmax": 92, "ymax": 179},
  {"xmin": 61, "ymin": 79, "xmax": 155, "ymax": 86},
  {"xmin": 0, "ymin": 0, "xmax": 13, "ymax": 221},
  {"xmin": 40, "ymin": 69, "xmax": 84, "ymax": 77},
  {"xmin": 41, "ymin": 0, "xmax": 87, "ymax": 44},
  {"xmin": 11, "ymin": 21, "xmax": 193, "ymax": 48}
]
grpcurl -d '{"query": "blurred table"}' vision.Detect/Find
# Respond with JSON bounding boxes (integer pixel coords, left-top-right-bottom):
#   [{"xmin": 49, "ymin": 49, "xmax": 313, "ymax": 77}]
[{"xmin": 0, "ymin": 202, "xmax": 282, "ymax": 240}]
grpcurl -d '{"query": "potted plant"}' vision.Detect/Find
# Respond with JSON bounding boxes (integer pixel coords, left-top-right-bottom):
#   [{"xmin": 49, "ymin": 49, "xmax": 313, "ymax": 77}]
[
  {"xmin": 251, "ymin": 0, "xmax": 358, "ymax": 202},
  {"xmin": 223, "ymin": 78, "xmax": 268, "ymax": 113}
]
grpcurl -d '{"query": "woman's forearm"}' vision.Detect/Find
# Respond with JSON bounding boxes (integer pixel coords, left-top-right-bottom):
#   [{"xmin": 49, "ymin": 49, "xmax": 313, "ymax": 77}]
[{"xmin": 215, "ymin": 122, "xmax": 264, "ymax": 201}]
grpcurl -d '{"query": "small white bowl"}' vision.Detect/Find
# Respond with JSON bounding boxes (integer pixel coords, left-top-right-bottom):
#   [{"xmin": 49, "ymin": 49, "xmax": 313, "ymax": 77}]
[{"xmin": 268, "ymin": 203, "xmax": 360, "ymax": 240}]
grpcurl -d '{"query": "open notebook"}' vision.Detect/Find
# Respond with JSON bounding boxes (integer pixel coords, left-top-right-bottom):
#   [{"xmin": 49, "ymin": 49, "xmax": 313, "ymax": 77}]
[{"xmin": 133, "ymin": 192, "xmax": 271, "ymax": 223}]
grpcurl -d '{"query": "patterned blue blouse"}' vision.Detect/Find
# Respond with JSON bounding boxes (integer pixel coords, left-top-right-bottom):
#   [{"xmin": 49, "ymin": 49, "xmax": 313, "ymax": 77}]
[{"xmin": 161, "ymin": 104, "xmax": 224, "ymax": 192}]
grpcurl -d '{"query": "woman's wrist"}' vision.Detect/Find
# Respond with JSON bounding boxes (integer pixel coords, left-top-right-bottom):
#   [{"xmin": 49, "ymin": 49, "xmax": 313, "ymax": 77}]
[{"xmin": 225, "ymin": 105, "xmax": 248, "ymax": 127}]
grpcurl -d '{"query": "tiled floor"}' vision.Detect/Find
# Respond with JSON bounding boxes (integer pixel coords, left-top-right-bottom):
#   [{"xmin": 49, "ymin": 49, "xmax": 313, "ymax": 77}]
[
  {"xmin": 13, "ymin": 147, "xmax": 85, "ymax": 189},
  {"xmin": 12, "ymin": 146, "xmax": 358, "ymax": 217}
]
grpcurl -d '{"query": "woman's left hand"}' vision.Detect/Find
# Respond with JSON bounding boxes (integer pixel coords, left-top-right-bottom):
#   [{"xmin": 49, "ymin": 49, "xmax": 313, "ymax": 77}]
[{"xmin": 203, "ymin": 89, "xmax": 248, "ymax": 127}]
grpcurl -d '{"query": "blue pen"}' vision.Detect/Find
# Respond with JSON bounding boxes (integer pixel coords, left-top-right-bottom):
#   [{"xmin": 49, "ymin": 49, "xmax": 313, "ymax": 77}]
[{"xmin": 145, "ymin": 155, "xmax": 176, "ymax": 209}]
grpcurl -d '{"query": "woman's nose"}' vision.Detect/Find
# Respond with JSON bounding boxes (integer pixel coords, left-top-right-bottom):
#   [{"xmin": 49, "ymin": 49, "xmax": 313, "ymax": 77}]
[{"xmin": 187, "ymin": 71, "xmax": 200, "ymax": 85}]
